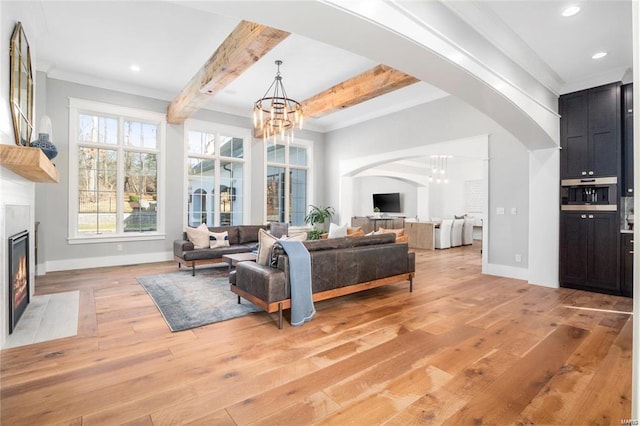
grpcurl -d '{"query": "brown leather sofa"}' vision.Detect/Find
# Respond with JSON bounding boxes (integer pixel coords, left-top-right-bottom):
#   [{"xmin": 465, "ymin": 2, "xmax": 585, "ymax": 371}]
[
  {"xmin": 173, "ymin": 225, "xmax": 267, "ymax": 276},
  {"xmin": 230, "ymin": 233, "xmax": 415, "ymax": 328}
]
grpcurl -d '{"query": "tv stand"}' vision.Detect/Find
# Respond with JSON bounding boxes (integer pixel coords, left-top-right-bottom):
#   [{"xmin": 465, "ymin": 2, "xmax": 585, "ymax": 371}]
[{"xmin": 351, "ymin": 216, "xmax": 404, "ymax": 234}]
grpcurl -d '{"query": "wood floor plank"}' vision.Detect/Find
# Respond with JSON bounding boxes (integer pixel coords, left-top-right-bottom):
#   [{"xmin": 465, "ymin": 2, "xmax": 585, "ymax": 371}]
[
  {"xmin": 0, "ymin": 244, "xmax": 633, "ymax": 425},
  {"xmin": 443, "ymin": 324, "xmax": 589, "ymax": 425}
]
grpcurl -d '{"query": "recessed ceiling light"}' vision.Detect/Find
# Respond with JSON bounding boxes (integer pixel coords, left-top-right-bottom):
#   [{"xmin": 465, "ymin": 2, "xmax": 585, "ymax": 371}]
[
  {"xmin": 562, "ymin": 5, "xmax": 581, "ymax": 17},
  {"xmin": 592, "ymin": 52, "xmax": 607, "ymax": 60},
  {"xmin": 129, "ymin": 65, "xmax": 141, "ymax": 72}
]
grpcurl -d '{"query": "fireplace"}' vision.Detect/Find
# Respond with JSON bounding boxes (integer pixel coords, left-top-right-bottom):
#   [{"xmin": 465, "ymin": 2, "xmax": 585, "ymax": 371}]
[{"xmin": 8, "ymin": 230, "xmax": 29, "ymax": 334}]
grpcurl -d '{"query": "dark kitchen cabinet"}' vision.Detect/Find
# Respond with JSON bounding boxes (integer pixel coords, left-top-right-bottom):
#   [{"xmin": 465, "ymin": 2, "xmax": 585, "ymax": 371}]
[
  {"xmin": 621, "ymin": 233, "xmax": 633, "ymax": 298},
  {"xmin": 622, "ymin": 83, "xmax": 634, "ymax": 195},
  {"xmin": 560, "ymin": 83, "xmax": 621, "ymax": 179},
  {"xmin": 560, "ymin": 212, "xmax": 620, "ymax": 294}
]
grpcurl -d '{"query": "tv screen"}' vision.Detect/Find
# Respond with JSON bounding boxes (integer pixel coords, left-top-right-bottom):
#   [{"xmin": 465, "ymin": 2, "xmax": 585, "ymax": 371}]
[{"xmin": 373, "ymin": 193, "xmax": 401, "ymax": 213}]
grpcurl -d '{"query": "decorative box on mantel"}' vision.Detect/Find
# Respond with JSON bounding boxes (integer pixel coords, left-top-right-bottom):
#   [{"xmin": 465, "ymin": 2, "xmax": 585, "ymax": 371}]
[{"xmin": 0, "ymin": 145, "xmax": 59, "ymax": 183}]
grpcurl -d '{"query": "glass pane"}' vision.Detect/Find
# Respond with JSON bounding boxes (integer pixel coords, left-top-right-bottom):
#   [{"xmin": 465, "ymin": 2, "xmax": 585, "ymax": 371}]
[
  {"xmin": 266, "ymin": 166, "xmax": 285, "ymax": 223},
  {"xmin": 220, "ymin": 136, "xmax": 244, "ymax": 158},
  {"xmin": 187, "ymin": 157, "xmax": 215, "ymax": 227},
  {"xmin": 220, "ymin": 161, "xmax": 243, "ymax": 226},
  {"xmin": 77, "ymin": 147, "xmax": 118, "ymax": 234},
  {"xmin": 124, "ymin": 151, "xmax": 158, "ymax": 232},
  {"xmin": 289, "ymin": 169, "xmax": 307, "ymax": 226},
  {"xmin": 289, "ymin": 146, "xmax": 307, "ymax": 166},
  {"xmin": 188, "ymin": 131, "xmax": 215, "ymax": 155},
  {"xmin": 267, "ymin": 142, "xmax": 286, "ymax": 164},
  {"xmin": 78, "ymin": 114, "xmax": 117, "ymax": 144},
  {"xmin": 124, "ymin": 121, "xmax": 158, "ymax": 149}
]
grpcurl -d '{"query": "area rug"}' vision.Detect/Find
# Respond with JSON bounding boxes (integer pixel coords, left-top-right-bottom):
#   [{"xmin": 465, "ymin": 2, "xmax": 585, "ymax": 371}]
[{"xmin": 136, "ymin": 270, "xmax": 261, "ymax": 332}]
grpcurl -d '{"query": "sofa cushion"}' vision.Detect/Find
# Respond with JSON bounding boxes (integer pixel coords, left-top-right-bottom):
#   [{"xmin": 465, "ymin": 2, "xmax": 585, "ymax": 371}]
[
  {"xmin": 209, "ymin": 231, "xmax": 230, "ymax": 249},
  {"xmin": 185, "ymin": 224, "xmax": 210, "ymax": 249},
  {"xmin": 182, "ymin": 245, "xmax": 251, "ymax": 261},
  {"xmin": 238, "ymin": 225, "xmax": 267, "ymax": 244},
  {"xmin": 257, "ymin": 229, "xmax": 306, "ymax": 266},
  {"xmin": 206, "ymin": 226, "xmax": 239, "ymax": 245},
  {"xmin": 378, "ymin": 227, "xmax": 405, "ymax": 237},
  {"xmin": 345, "ymin": 233, "xmax": 396, "ymax": 247},
  {"xmin": 328, "ymin": 222, "xmax": 348, "ymax": 239}
]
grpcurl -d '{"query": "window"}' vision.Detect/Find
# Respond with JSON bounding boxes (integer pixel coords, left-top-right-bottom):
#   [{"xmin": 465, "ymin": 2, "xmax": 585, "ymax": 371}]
[
  {"xmin": 185, "ymin": 122, "xmax": 249, "ymax": 227},
  {"xmin": 68, "ymin": 98, "xmax": 166, "ymax": 243},
  {"xmin": 266, "ymin": 141, "xmax": 311, "ymax": 226}
]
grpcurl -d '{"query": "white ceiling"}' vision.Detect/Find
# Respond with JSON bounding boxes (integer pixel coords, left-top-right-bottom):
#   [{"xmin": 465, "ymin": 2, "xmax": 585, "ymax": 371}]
[{"xmin": 33, "ymin": 0, "xmax": 632, "ymax": 134}]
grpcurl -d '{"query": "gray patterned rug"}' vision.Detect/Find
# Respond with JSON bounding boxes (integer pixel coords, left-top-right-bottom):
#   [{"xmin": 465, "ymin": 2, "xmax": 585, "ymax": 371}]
[{"xmin": 137, "ymin": 269, "xmax": 261, "ymax": 332}]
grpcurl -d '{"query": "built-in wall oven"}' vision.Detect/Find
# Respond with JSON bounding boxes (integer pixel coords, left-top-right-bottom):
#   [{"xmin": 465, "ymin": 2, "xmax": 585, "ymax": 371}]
[{"xmin": 561, "ymin": 177, "xmax": 617, "ymax": 211}]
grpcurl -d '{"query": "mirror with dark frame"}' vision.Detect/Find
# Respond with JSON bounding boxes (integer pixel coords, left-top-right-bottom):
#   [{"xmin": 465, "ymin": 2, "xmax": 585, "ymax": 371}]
[{"xmin": 10, "ymin": 21, "xmax": 34, "ymax": 147}]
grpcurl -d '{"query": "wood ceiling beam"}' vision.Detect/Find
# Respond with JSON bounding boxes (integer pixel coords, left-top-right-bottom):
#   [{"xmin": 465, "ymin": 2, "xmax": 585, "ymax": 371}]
[
  {"xmin": 301, "ymin": 64, "xmax": 419, "ymax": 118},
  {"xmin": 254, "ymin": 64, "xmax": 418, "ymax": 138},
  {"xmin": 167, "ymin": 20, "xmax": 289, "ymax": 125}
]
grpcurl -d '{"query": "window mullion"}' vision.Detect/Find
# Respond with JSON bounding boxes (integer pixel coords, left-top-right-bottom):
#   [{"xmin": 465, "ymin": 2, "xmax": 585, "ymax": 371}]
[{"xmin": 116, "ymin": 118, "xmax": 125, "ymax": 234}]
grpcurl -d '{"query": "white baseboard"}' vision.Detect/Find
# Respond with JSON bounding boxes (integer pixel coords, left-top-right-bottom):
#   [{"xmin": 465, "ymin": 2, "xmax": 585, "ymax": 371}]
[
  {"xmin": 484, "ymin": 263, "xmax": 529, "ymax": 281},
  {"xmin": 44, "ymin": 251, "xmax": 173, "ymax": 273}
]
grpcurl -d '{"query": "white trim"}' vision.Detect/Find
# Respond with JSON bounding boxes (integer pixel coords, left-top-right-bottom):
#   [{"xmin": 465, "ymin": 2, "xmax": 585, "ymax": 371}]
[
  {"xmin": 45, "ymin": 251, "xmax": 173, "ymax": 273},
  {"xmin": 183, "ymin": 119, "xmax": 252, "ymax": 227},
  {"xmin": 69, "ymin": 97, "xmax": 166, "ymax": 123},
  {"xmin": 67, "ymin": 98, "xmax": 166, "ymax": 242},
  {"xmin": 67, "ymin": 233, "xmax": 165, "ymax": 245},
  {"xmin": 264, "ymin": 138, "xmax": 314, "ymax": 225},
  {"xmin": 485, "ymin": 263, "xmax": 529, "ymax": 282}
]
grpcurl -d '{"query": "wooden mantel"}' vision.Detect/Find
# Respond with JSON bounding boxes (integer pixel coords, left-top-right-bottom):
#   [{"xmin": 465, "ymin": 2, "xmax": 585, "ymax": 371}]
[{"xmin": 0, "ymin": 144, "xmax": 59, "ymax": 183}]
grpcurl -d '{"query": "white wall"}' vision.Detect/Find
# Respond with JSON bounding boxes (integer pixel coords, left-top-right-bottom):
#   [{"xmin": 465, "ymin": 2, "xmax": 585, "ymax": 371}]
[
  {"xmin": 324, "ymin": 95, "xmax": 530, "ymax": 270},
  {"xmin": 352, "ymin": 176, "xmax": 417, "ymax": 218},
  {"xmin": 0, "ymin": 3, "xmax": 41, "ymax": 348},
  {"xmin": 429, "ymin": 181, "xmax": 465, "ymax": 219},
  {"xmin": 36, "ymin": 76, "xmax": 325, "ymax": 273}
]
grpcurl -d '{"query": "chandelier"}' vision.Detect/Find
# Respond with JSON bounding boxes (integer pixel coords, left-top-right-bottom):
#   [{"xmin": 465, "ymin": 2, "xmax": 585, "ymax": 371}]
[
  {"xmin": 428, "ymin": 155, "xmax": 451, "ymax": 184},
  {"xmin": 253, "ymin": 60, "xmax": 303, "ymax": 144}
]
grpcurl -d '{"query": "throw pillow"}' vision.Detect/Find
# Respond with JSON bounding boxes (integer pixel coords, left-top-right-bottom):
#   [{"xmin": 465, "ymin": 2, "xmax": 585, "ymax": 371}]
[
  {"xmin": 347, "ymin": 226, "xmax": 363, "ymax": 235},
  {"xmin": 185, "ymin": 223, "xmax": 210, "ymax": 249},
  {"xmin": 257, "ymin": 229, "xmax": 308, "ymax": 266},
  {"xmin": 347, "ymin": 229, "xmax": 365, "ymax": 238},
  {"xmin": 327, "ymin": 223, "xmax": 348, "ymax": 239},
  {"xmin": 378, "ymin": 227, "xmax": 405, "ymax": 237},
  {"xmin": 257, "ymin": 229, "xmax": 278, "ymax": 265},
  {"xmin": 269, "ymin": 232, "xmax": 307, "ymax": 267},
  {"xmin": 209, "ymin": 231, "xmax": 230, "ymax": 249}
]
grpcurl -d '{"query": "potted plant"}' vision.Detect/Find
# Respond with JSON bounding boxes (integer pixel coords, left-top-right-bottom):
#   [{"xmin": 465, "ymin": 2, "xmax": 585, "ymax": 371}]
[
  {"xmin": 305, "ymin": 205, "xmax": 335, "ymax": 240},
  {"xmin": 373, "ymin": 206, "xmax": 381, "ymax": 218},
  {"xmin": 128, "ymin": 194, "xmax": 140, "ymax": 209}
]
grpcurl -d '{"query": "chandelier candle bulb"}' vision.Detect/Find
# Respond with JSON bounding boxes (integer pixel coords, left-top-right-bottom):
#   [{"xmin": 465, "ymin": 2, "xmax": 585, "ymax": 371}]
[{"xmin": 253, "ymin": 60, "xmax": 303, "ymax": 142}]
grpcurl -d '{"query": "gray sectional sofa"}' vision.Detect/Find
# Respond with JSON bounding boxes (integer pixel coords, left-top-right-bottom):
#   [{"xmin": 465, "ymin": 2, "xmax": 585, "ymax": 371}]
[
  {"xmin": 230, "ymin": 233, "xmax": 415, "ymax": 328},
  {"xmin": 173, "ymin": 225, "xmax": 267, "ymax": 275}
]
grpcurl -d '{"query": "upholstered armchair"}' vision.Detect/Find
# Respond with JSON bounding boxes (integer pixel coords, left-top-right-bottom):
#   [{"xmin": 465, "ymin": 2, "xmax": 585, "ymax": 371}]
[
  {"xmin": 462, "ymin": 218, "xmax": 475, "ymax": 245},
  {"xmin": 435, "ymin": 219, "xmax": 453, "ymax": 249},
  {"xmin": 451, "ymin": 219, "xmax": 464, "ymax": 247}
]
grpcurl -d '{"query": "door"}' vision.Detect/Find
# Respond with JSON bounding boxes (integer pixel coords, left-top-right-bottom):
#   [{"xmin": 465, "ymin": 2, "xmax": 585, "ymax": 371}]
[
  {"xmin": 588, "ymin": 83, "xmax": 620, "ymax": 177},
  {"xmin": 560, "ymin": 212, "xmax": 589, "ymax": 286},
  {"xmin": 586, "ymin": 212, "xmax": 619, "ymax": 291},
  {"xmin": 622, "ymin": 83, "xmax": 634, "ymax": 195},
  {"xmin": 621, "ymin": 233, "xmax": 634, "ymax": 297},
  {"xmin": 560, "ymin": 91, "xmax": 589, "ymax": 179}
]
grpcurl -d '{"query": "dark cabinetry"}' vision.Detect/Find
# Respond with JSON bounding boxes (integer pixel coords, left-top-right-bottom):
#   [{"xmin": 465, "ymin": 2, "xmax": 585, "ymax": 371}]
[
  {"xmin": 560, "ymin": 83, "xmax": 621, "ymax": 179},
  {"xmin": 560, "ymin": 212, "xmax": 619, "ymax": 294},
  {"xmin": 621, "ymin": 233, "xmax": 634, "ymax": 297},
  {"xmin": 622, "ymin": 83, "xmax": 634, "ymax": 195}
]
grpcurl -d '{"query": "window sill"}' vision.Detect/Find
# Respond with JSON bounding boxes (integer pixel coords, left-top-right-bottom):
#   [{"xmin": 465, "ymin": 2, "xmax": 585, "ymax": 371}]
[{"xmin": 68, "ymin": 233, "xmax": 166, "ymax": 245}]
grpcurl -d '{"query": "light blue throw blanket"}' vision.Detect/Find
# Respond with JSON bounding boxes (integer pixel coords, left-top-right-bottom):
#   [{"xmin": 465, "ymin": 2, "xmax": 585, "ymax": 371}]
[{"xmin": 278, "ymin": 240, "xmax": 315, "ymax": 326}]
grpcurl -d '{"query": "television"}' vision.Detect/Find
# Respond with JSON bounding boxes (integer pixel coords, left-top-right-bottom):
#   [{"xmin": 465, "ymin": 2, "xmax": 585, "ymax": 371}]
[{"xmin": 373, "ymin": 192, "xmax": 401, "ymax": 213}]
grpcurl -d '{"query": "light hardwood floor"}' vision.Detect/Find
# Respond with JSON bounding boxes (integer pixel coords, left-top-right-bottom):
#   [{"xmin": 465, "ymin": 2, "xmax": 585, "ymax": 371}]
[{"xmin": 1, "ymin": 243, "xmax": 633, "ymax": 425}]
